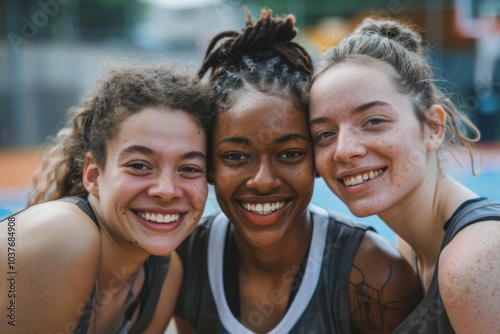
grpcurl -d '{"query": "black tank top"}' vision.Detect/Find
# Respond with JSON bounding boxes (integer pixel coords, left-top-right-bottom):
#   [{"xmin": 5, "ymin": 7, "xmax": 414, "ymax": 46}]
[
  {"xmin": 175, "ymin": 205, "xmax": 371, "ymax": 333},
  {"xmin": 393, "ymin": 198, "xmax": 500, "ymax": 334},
  {"xmin": 57, "ymin": 196, "xmax": 172, "ymax": 334}
]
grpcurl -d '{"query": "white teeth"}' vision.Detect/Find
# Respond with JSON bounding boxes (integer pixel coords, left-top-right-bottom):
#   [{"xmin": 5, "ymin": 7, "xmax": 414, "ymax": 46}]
[
  {"xmin": 242, "ymin": 201, "xmax": 286, "ymax": 215},
  {"xmin": 138, "ymin": 211, "xmax": 181, "ymax": 224},
  {"xmin": 343, "ymin": 169, "xmax": 384, "ymax": 187}
]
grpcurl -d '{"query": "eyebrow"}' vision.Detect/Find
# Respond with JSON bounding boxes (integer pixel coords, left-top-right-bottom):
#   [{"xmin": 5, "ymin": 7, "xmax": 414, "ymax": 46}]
[
  {"xmin": 309, "ymin": 100, "xmax": 391, "ymax": 126},
  {"xmin": 353, "ymin": 101, "xmax": 391, "ymax": 114},
  {"xmin": 216, "ymin": 133, "xmax": 308, "ymax": 147},
  {"xmin": 118, "ymin": 145, "xmax": 206, "ymax": 161},
  {"xmin": 118, "ymin": 145, "xmax": 154, "ymax": 160},
  {"xmin": 182, "ymin": 151, "xmax": 206, "ymax": 162},
  {"xmin": 216, "ymin": 136, "xmax": 251, "ymax": 147},
  {"xmin": 274, "ymin": 133, "xmax": 309, "ymax": 144},
  {"xmin": 309, "ymin": 116, "xmax": 329, "ymax": 127}
]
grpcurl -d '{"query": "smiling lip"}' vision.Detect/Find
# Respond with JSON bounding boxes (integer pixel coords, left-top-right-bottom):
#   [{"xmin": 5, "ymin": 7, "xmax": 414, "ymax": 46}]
[
  {"xmin": 238, "ymin": 200, "xmax": 290, "ymax": 226},
  {"xmin": 133, "ymin": 210, "xmax": 186, "ymax": 232},
  {"xmin": 136, "ymin": 211, "xmax": 182, "ymax": 223},
  {"xmin": 340, "ymin": 168, "xmax": 386, "ymax": 187},
  {"xmin": 240, "ymin": 200, "xmax": 287, "ymax": 215}
]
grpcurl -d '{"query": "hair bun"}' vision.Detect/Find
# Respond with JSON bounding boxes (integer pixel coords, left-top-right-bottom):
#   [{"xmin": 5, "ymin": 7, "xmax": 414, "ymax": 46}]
[{"xmin": 355, "ymin": 18, "xmax": 422, "ymax": 53}]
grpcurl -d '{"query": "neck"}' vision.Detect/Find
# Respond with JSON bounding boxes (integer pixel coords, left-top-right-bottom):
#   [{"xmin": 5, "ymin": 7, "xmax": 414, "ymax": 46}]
[
  {"xmin": 98, "ymin": 230, "xmax": 149, "ymax": 299},
  {"xmin": 234, "ymin": 211, "xmax": 312, "ymax": 276},
  {"xmin": 381, "ymin": 171, "xmax": 477, "ymax": 279}
]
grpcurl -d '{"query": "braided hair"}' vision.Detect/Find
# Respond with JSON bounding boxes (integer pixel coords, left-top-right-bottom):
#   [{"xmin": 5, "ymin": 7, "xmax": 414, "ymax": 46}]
[
  {"xmin": 198, "ymin": 9, "xmax": 313, "ymax": 113},
  {"xmin": 314, "ymin": 17, "xmax": 481, "ymax": 173}
]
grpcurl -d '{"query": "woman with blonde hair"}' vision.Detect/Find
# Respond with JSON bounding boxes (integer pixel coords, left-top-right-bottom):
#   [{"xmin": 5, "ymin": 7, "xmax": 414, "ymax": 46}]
[{"xmin": 309, "ymin": 17, "xmax": 500, "ymax": 333}]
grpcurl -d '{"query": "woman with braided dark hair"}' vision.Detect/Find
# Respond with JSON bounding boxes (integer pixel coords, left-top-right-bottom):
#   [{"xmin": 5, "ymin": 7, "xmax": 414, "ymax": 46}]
[
  {"xmin": 0, "ymin": 62, "xmax": 213, "ymax": 333},
  {"xmin": 174, "ymin": 10, "xmax": 422, "ymax": 333},
  {"xmin": 309, "ymin": 17, "xmax": 500, "ymax": 333}
]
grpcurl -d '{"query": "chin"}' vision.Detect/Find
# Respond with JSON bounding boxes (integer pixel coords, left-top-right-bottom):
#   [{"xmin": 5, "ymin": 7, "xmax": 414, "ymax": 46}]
[{"xmin": 345, "ymin": 202, "xmax": 378, "ymax": 218}]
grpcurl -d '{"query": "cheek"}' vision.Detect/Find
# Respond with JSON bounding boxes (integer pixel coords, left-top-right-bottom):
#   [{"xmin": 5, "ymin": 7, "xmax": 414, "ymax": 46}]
[
  {"xmin": 383, "ymin": 140, "xmax": 426, "ymax": 185},
  {"xmin": 212, "ymin": 162, "xmax": 241, "ymax": 192},
  {"xmin": 394, "ymin": 146, "xmax": 427, "ymax": 182},
  {"xmin": 187, "ymin": 180, "xmax": 209, "ymax": 209},
  {"xmin": 286, "ymin": 163, "xmax": 315, "ymax": 190},
  {"xmin": 314, "ymin": 147, "xmax": 334, "ymax": 175}
]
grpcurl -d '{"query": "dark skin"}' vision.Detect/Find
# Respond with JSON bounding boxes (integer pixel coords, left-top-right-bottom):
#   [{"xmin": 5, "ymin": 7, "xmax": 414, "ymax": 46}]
[{"xmin": 175, "ymin": 90, "xmax": 422, "ymax": 333}]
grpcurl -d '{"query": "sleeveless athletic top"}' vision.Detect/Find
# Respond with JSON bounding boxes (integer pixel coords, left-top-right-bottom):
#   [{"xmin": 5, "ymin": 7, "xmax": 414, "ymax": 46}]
[
  {"xmin": 393, "ymin": 198, "xmax": 500, "ymax": 334},
  {"xmin": 55, "ymin": 196, "xmax": 172, "ymax": 334},
  {"xmin": 175, "ymin": 204, "xmax": 371, "ymax": 333}
]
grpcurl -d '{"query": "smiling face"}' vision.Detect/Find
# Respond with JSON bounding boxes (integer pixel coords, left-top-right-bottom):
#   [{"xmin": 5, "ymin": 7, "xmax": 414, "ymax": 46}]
[
  {"xmin": 212, "ymin": 90, "xmax": 314, "ymax": 248},
  {"xmin": 310, "ymin": 62, "xmax": 435, "ymax": 219},
  {"xmin": 88, "ymin": 107, "xmax": 207, "ymax": 256}
]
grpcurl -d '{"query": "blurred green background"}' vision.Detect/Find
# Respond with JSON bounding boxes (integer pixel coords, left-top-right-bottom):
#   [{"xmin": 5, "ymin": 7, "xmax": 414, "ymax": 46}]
[{"xmin": 1, "ymin": 0, "xmax": 500, "ymax": 150}]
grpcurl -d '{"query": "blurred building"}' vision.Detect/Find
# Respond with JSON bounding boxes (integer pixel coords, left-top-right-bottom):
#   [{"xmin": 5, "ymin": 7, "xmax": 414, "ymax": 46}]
[{"xmin": 1, "ymin": 0, "xmax": 499, "ymax": 149}]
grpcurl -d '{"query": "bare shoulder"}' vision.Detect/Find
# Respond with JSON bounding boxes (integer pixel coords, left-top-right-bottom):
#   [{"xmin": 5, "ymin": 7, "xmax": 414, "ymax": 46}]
[
  {"xmin": 353, "ymin": 230, "xmax": 417, "ymax": 285},
  {"xmin": 0, "ymin": 200, "xmax": 101, "ymax": 333},
  {"xmin": 349, "ymin": 230, "xmax": 423, "ymax": 333},
  {"xmin": 440, "ymin": 220, "xmax": 500, "ymax": 264},
  {"xmin": 143, "ymin": 251, "xmax": 183, "ymax": 334},
  {"xmin": 3, "ymin": 200, "xmax": 101, "ymax": 265},
  {"xmin": 439, "ymin": 220, "xmax": 500, "ymax": 332}
]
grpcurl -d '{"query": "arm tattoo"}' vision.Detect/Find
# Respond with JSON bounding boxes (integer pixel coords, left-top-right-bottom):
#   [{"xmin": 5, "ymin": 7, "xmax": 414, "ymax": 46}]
[{"xmin": 349, "ymin": 264, "xmax": 420, "ymax": 331}]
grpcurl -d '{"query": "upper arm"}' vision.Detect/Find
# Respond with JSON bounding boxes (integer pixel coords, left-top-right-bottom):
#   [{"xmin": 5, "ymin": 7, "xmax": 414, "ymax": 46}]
[
  {"xmin": 143, "ymin": 251, "xmax": 184, "ymax": 334},
  {"xmin": 349, "ymin": 230, "xmax": 423, "ymax": 334},
  {"xmin": 0, "ymin": 202, "xmax": 101, "ymax": 333},
  {"xmin": 439, "ymin": 220, "xmax": 500, "ymax": 334}
]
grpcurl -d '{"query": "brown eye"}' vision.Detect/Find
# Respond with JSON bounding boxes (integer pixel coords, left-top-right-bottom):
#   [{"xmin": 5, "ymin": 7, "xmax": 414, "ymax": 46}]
[
  {"xmin": 279, "ymin": 151, "xmax": 302, "ymax": 159},
  {"xmin": 224, "ymin": 153, "xmax": 247, "ymax": 160},
  {"xmin": 128, "ymin": 163, "xmax": 149, "ymax": 170},
  {"xmin": 180, "ymin": 166, "xmax": 203, "ymax": 173}
]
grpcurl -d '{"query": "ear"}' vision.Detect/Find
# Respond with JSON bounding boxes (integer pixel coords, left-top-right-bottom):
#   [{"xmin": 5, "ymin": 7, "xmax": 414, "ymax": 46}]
[
  {"xmin": 425, "ymin": 104, "xmax": 446, "ymax": 152},
  {"xmin": 83, "ymin": 153, "xmax": 101, "ymax": 198}
]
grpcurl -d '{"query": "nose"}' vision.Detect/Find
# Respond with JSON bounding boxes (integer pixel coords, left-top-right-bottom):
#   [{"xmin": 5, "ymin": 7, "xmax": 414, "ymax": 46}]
[
  {"xmin": 147, "ymin": 170, "xmax": 183, "ymax": 201},
  {"xmin": 333, "ymin": 128, "xmax": 366, "ymax": 162},
  {"xmin": 246, "ymin": 158, "xmax": 282, "ymax": 193}
]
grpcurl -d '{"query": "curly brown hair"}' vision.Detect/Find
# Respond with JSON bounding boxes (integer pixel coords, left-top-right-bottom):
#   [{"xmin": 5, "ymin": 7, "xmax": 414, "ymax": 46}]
[{"xmin": 28, "ymin": 62, "xmax": 213, "ymax": 206}]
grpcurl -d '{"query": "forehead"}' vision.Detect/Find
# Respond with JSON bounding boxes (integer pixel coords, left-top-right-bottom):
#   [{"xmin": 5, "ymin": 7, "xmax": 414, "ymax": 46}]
[
  {"xmin": 111, "ymin": 107, "xmax": 205, "ymax": 151},
  {"xmin": 315, "ymin": 62, "xmax": 397, "ymax": 97},
  {"xmin": 311, "ymin": 62, "xmax": 404, "ymax": 113},
  {"xmin": 122, "ymin": 106, "xmax": 202, "ymax": 129},
  {"xmin": 219, "ymin": 90, "xmax": 307, "ymax": 131}
]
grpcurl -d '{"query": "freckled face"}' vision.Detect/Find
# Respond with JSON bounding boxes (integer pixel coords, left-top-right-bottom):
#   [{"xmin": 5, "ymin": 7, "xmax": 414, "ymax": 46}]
[
  {"xmin": 94, "ymin": 108, "xmax": 207, "ymax": 255},
  {"xmin": 309, "ymin": 62, "xmax": 432, "ymax": 218},
  {"xmin": 212, "ymin": 90, "xmax": 314, "ymax": 248}
]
